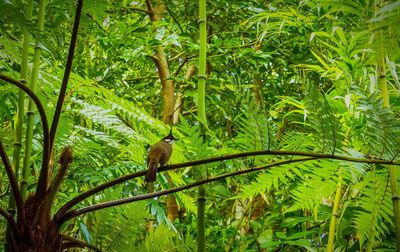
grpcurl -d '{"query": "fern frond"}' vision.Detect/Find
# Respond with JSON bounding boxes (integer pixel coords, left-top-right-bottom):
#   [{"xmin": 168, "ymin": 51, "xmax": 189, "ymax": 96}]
[
  {"xmin": 352, "ymin": 168, "xmax": 394, "ymax": 250},
  {"xmin": 286, "ymin": 160, "xmax": 340, "ymax": 216},
  {"xmin": 86, "ymin": 187, "xmax": 148, "ymax": 252},
  {"xmin": 236, "ymin": 159, "xmax": 317, "ymax": 199},
  {"xmin": 236, "ymin": 112, "xmax": 274, "ymax": 150},
  {"xmin": 136, "ymin": 224, "xmax": 196, "ymax": 252},
  {"xmin": 305, "ymin": 88, "xmax": 346, "ymax": 154},
  {"xmin": 279, "ymin": 131, "xmax": 315, "ymax": 152},
  {"xmin": 358, "ymin": 95, "xmax": 400, "ymax": 160}
]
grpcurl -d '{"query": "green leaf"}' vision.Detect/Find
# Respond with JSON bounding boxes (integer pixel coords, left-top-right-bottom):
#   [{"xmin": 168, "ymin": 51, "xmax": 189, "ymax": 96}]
[{"xmin": 78, "ymin": 220, "xmax": 92, "ymax": 244}]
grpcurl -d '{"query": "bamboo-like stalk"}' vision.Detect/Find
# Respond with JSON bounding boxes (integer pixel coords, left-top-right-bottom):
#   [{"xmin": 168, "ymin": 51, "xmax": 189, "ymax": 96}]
[
  {"xmin": 10, "ymin": 0, "xmax": 34, "ymax": 205},
  {"xmin": 197, "ymin": 186, "xmax": 206, "ymax": 251},
  {"xmin": 5, "ymin": 1, "xmax": 34, "ymax": 250},
  {"xmin": 198, "ymin": 0, "xmax": 207, "ymax": 129},
  {"xmin": 377, "ymin": 46, "xmax": 400, "ymax": 251},
  {"xmin": 197, "ymin": 0, "xmax": 207, "ymax": 251},
  {"xmin": 374, "ymin": 0, "xmax": 400, "ymax": 245},
  {"xmin": 20, "ymin": 0, "xmax": 48, "ymax": 200},
  {"xmin": 327, "ymin": 171, "xmax": 342, "ymax": 251}
]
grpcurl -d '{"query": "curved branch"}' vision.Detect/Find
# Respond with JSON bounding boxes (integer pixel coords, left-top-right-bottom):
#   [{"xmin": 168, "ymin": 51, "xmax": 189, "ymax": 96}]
[
  {"xmin": 58, "ymin": 157, "xmax": 317, "ymax": 224},
  {"xmin": 0, "ymin": 74, "xmax": 50, "ymax": 182},
  {"xmin": 42, "ymin": 0, "xmax": 83, "ymax": 199},
  {"xmin": 61, "ymin": 234, "xmax": 101, "ymax": 252},
  {"xmin": 0, "ymin": 139, "xmax": 25, "ymax": 224},
  {"xmin": 0, "ymin": 208, "xmax": 18, "ymax": 235},
  {"xmin": 165, "ymin": 4, "xmax": 184, "ymax": 33},
  {"xmin": 53, "ymin": 149, "xmax": 400, "ymax": 222},
  {"xmin": 53, "ymin": 170, "xmax": 147, "ymax": 221},
  {"xmin": 0, "ymin": 186, "xmax": 10, "ymax": 199},
  {"xmin": 129, "ymin": 6, "xmax": 149, "ymax": 14},
  {"xmin": 173, "ymin": 57, "xmax": 189, "ymax": 77},
  {"xmin": 173, "ymin": 55, "xmax": 197, "ymax": 77}
]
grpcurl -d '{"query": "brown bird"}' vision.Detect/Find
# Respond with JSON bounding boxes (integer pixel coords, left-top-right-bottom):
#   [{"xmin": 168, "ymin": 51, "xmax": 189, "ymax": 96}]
[{"xmin": 145, "ymin": 130, "xmax": 177, "ymax": 182}]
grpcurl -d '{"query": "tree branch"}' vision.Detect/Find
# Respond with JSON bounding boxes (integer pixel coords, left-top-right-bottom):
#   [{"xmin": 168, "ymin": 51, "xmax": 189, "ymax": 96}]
[
  {"xmin": 61, "ymin": 234, "xmax": 101, "ymax": 252},
  {"xmin": 53, "ymin": 148, "xmax": 400, "ymax": 223},
  {"xmin": 58, "ymin": 157, "xmax": 317, "ymax": 224},
  {"xmin": 0, "ymin": 139, "xmax": 25, "ymax": 224},
  {"xmin": 129, "ymin": 6, "xmax": 150, "ymax": 14},
  {"xmin": 42, "ymin": 0, "xmax": 83, "ymax": 199},
  {"xmin": 165, "ymin": 4, "xmax": 183, "ymax": 33},
  {"xmin": 145, "ymin": 0, "xmax": 154, "ymax": 18},
  {"xmin": 173, "ymin": 56, "xmax": 189, "ymax": 77},
  {"xmin": 0, "ymin": 208, "xmax": 18, "ymax": 235},
  {"xmin": 0, "ymin": 74, "xmax": 50, "ymax": 191}
]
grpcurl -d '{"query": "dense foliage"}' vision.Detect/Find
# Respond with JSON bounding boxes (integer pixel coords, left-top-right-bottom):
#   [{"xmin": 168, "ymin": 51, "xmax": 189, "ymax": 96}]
[{"xmin": 0, "ymin": 0, "xmax": 400, "ymax": 251}]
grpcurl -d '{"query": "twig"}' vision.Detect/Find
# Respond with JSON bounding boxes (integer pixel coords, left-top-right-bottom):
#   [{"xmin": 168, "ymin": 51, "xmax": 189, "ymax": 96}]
[
  {"xmin": 58, "ymin": 158, "xmax": 317, "ymax": 223},
  {"xmin": 165, "ymin": 4, "xmax": 183, "ymax": 33},
  {"xmin": 173, "ymin": 55, "xmax": 197, "ymax": 77}
]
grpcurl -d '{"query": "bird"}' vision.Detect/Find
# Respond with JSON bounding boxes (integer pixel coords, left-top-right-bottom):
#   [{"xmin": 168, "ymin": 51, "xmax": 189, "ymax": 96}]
[{"xmin": 145, "ymin": 130, "xmax": 178, "ymax": 182}]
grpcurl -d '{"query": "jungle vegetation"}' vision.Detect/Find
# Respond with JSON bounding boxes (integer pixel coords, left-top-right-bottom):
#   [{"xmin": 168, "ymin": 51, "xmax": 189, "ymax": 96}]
[{"xmin": 0, "ymin": 0, "xmax": 400, "ymax": 251}]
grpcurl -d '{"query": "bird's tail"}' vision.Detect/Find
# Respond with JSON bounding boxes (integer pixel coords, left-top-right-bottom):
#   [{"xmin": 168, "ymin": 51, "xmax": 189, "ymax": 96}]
[{"xmin": 145, "ymin": 163, "xmax": 157, "ymax": 182}]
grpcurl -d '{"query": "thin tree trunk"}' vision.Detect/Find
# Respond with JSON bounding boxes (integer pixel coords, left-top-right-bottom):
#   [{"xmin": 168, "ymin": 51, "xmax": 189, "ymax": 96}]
[
  {"xmin": 144, "ymin": 0, "xmax": 179, "ymax": 222},
  {"xmin": 146, "ymin": 0, "xmax": 175, "ymax": 124}
]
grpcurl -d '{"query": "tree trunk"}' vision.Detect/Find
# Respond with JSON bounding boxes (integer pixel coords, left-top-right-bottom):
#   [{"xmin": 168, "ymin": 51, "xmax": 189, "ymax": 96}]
[{"xmin": 146, "ymin": 0, "xmax": 175, "ymax": 124}]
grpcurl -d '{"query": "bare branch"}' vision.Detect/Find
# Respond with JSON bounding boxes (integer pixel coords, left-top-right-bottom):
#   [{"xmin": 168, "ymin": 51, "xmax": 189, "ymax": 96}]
[
  {"xmin": 0, "ymin": 208, "xmax": 18, "ymax": 235},
  {"xmin": 174, "ymin": 57, "xmax": 189, "ymax": 77},
  {"xmin": 53, "ymin": 148, "xmax": 400, "ymax": 223},
  {"xmin": 0, "ymin": 140, "xmax": 24, "ymax": 223},
  {"xmin": 61, "ymin": 234, "xmax": 101, "ymax": 252},
  {"xmin": 0, "ymin": 74, "xmax": 50, "ymax": 192},
  {"xmin": 129, "ymin": 6, "xmax": 150, "ymax": 14},
  {"xmin": 173, "ymin": 55, "xmax": 197, "ymax": 77},
  {"xmin": 58, "ymin": 157, "xmax": 317, "ymax": 223},
  {"xmin": 165, "ymin": 4, "xmax": 183, "ymax": 33},
  {"xmin": 42, "ymin": 0, "xmax": 83, "ymax": 199}
]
